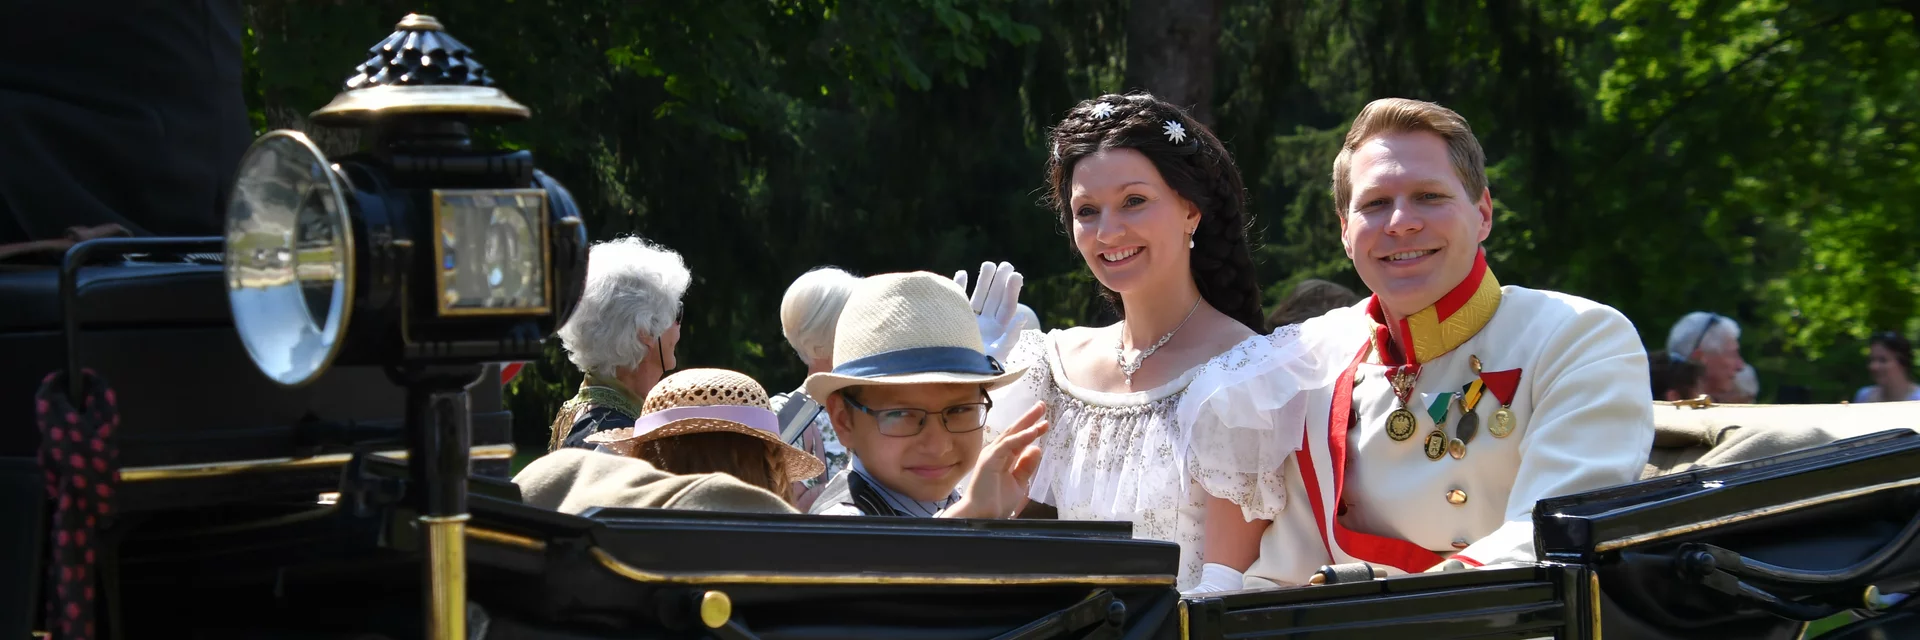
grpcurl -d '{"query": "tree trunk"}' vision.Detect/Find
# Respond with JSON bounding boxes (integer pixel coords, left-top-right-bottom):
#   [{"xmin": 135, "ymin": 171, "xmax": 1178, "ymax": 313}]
[{"xmin": 1124, "ymin": 0, "xmax": 1222, "ymax": 126}]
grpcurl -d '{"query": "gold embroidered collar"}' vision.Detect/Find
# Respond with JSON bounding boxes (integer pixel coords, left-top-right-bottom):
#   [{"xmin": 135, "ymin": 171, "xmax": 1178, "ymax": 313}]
[{"xmin": 1366, "ymin": 249, "xmax": 1503, "ymax": 366}]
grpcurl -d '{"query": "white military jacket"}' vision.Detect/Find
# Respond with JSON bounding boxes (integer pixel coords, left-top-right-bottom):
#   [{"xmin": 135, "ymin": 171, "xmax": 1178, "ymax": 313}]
[{"xmin": 1242, "ymin": 258, "xmax": 1654, "ymax": 587}]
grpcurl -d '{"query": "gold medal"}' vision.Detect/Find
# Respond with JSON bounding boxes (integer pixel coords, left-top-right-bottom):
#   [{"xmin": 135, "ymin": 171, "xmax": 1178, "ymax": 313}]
[
  {"xmin": 1383, "ymin": 362, "xmax": 1423, "ymax": 444},
  {"xmin": 1447, "ymin": 437, "xmax": 1467, "ymax": 459},
  {"xmin": 1476, "ymin": 360, "xmax": 1523, "ymax": 439},
  {"xmin": 1423, "ymin": 430, "xmax": 1447, "ymax": 460},
  {"xmin": 1386, "ymin": 408, "xmax": 1418, "ymax": 441},
  {"xmin": 1490, "ymin": 407, "xmax": 1516, "ymax": 438}
]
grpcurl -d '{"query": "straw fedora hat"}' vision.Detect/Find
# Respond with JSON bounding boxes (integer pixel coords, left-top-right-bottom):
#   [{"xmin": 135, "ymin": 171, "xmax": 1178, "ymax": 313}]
[
  {"xmin": 586, "ymin": 368, "xmax": 826, "ymax": 482},
  {"xmin": 802, "ymin": 271, "xmax": 1027, "ymax": 401}
]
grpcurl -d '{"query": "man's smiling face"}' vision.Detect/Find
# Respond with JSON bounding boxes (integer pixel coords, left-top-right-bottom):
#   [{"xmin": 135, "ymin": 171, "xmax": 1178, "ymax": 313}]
[{"xmin": 1339, "ymin": 129, "xmax": 1493, "ymax": 318}]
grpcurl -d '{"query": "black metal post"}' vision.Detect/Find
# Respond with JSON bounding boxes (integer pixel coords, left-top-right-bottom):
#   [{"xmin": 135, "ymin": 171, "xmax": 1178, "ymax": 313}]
[{"xmin": 397, "ymin": 365, "xmax": 484, "ymax": 640}]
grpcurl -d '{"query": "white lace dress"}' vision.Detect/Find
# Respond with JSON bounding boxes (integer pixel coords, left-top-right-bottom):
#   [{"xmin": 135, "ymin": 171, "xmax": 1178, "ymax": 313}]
[{"xmin": 986, "ymin": 326, "xmax": 1335, "ymax": 589}]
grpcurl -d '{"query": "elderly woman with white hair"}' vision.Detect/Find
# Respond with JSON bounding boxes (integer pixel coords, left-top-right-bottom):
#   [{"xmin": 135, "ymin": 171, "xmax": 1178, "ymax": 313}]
[
  {"xmin": 768, "ymin": 267, "xmax": 861, "ymax": 508},
  {"xmin": 1666, "ymin": 311, "xmax": 1748, "ymax": 403},
  {"xmin": 548, "ymin": 237, "xmax": 692, "ymax": 451}
]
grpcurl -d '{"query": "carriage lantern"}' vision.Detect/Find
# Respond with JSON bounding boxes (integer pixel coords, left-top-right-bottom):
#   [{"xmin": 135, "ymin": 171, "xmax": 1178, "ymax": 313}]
[{"xmin": 220, "ymin": 13, "xmax": 588, "ymax": 639}]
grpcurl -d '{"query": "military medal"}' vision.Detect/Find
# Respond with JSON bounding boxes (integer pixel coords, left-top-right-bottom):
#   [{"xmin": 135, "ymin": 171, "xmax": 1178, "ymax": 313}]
[
  {"xmin": 1452, "ymin": 377, "xmax": 1486, "ymax": 460},
  {"xmin": 1492, "ymin": 408, "xmax": 1515, "ymax": 437},
  {"xmin": 1418, "ymin": 391, "xmax": 1452, "ymax": 461},
  {"xmin": 1387, "ymin": 409, "xmax": 1418, "ymax": 442},
  {"xmin": 1423, "ymin": 429, "xmax": 1447, "ymax": 460},
  {"xmin": 1478, "ymin": 365, "xmax": 1524, "ymax": 439},
  {"xmin": 1385, "ymin": 364, "xmax": 1422, "ymax": 442}
]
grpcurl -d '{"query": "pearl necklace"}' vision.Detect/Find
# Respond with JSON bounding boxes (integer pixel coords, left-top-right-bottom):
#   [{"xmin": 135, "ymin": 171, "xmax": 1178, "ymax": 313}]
[{"xmin": 1114, "ymin": 299, "xmax": 1203, "ymax": 387}]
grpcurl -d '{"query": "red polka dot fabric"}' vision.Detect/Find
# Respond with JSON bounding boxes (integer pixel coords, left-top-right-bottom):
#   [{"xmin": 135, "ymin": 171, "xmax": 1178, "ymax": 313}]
[{"xmin": 36, "ymin": 369, "xmax": 118, "ymax": 640}]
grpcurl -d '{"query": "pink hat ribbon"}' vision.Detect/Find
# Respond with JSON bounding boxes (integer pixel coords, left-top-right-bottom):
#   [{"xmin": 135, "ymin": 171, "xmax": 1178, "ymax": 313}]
[{"xmin": 634, "ymin": 405, "xmax": 780, "ymax": 437}]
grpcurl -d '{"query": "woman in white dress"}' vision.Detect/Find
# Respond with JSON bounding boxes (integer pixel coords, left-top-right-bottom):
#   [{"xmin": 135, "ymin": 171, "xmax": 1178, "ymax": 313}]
[{"xmin": 984, "ymin": 93, "xmax": 1329, "ymax": 590}]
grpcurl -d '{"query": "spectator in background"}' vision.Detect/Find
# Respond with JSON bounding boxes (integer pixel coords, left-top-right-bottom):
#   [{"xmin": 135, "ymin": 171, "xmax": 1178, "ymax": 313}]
[
  {"xmin": 1649, "ymin": 351, "xmax": 1704, "ymax": 402},
  {"xmin": 1854, "ymin": 331, "xmax": 1920, "ymax": 403},
  {"xmin": 548, "ymin": 237, "xmax": 691, "ymax": 451},
  {"xmin": 1726, "ymin": 365, "xmax": 1759, "ymax": 404},
  {"xmin": 770, "ymin": 267, "xmax": 861, "ymax": 509},
  {"xmin": 1666, "ymin": 312, "xmax": 1746, "ymax": 402},
  {"xmin": 1265, "ymin": 278, "xmax": 1361, "ymax": 329}
]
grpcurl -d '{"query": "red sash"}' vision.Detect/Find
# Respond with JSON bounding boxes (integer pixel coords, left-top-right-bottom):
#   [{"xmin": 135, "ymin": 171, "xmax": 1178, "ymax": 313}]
[{"xmin": 1296, "ymin": 341, "xmax": 1444, "ymax": 574}]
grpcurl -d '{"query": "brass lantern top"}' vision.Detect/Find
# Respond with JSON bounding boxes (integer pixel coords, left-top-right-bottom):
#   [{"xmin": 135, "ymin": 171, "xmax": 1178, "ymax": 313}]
[{"xmin": 310, "ymin": 14, "xmax": 531, "ymax": 126}]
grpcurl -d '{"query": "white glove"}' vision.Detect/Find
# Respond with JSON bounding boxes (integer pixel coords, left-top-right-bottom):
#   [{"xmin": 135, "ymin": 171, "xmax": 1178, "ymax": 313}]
[
  {"xmin": 954, "ymin": 261, "xmax": 1026, "ymax": 362},
  {"xmin": 1183, "ymin": 563, "xmax": 1246, "ymax": 595}
]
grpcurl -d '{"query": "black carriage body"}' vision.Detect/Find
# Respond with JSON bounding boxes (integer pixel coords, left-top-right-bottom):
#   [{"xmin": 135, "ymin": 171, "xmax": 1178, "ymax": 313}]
[
  {"xmin": 109, "ymin": 453, "xmax": 1185, "ymax": 639},
  {"xmin": 0, "ymin": 256, "xmax": 516, "ymax": 483},
  {"xmin": 1181, "ymin": 564, "xmax": 1593, "ymax": 639},
  {"xmin": 0, "ymin": 255, "xmax": 515, "ymax": 639},
  {"xmin": 1537, "ymin": 428, "xmax": 1920, "ymax": 639},
  {"xmin": 1175, "ymin": 427, "xmax": 1920, "ymax": 640}
]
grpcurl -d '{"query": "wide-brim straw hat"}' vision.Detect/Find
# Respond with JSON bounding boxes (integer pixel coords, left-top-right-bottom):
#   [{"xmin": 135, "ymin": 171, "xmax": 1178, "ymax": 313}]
[
  {"xmin": 586, "ymin": 368, "xmax": 826, "ymax": 482},
  {"xmin": 803, "ymin": 271, "xmax": 1027, "ymax": 402}
]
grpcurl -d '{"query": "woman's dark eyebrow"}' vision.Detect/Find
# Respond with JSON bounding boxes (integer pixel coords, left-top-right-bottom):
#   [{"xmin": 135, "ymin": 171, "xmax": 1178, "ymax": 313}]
[{"xmin": 1072, "ymin": 180, "xmax": 1154, "ymax": 208}]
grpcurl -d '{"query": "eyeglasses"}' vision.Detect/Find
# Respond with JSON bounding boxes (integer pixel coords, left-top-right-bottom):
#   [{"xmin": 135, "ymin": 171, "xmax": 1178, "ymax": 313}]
[{"xmin": 840, "ymin": 393, "xmax": 993, "ymax": 437}]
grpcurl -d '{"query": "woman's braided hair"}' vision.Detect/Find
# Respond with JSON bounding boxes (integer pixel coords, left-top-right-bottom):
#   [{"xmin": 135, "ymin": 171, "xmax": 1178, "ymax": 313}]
[{"xmin": 1044, "ymin": 92, "xmax": 1264, "ymax": 331}]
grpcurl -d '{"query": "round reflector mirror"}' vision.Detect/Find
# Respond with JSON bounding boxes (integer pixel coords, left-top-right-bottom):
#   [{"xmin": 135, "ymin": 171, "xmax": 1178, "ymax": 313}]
[{"xmin": 224, "ymin": 130, "xmax": 355, "ymax": 387}]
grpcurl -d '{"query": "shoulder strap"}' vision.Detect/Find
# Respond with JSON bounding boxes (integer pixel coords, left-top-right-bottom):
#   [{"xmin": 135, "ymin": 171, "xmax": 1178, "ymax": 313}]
[{"xmin": 846, "ymin": 472, "xmax": 907, "ymax": 517}]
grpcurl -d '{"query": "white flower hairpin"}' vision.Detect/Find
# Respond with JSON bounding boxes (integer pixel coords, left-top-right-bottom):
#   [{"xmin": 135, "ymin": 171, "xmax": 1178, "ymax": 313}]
[
  {"xmin": 1162, "ymin": 120, "xmax": 1188, "ymax": 144},
  {"xmin": 1090, "ymin": 102, "xmax": 1115, "ymax": 119}
]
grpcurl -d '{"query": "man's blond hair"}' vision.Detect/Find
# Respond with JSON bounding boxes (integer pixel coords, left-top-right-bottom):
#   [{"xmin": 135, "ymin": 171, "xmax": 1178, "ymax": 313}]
[{"xmin": 1330, "ymin": 98, "xmax": 1488, "ymax": 217}]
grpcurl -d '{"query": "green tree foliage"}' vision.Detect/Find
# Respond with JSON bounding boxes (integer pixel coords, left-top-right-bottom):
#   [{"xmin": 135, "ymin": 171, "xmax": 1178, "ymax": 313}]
[
  {"xmin": 1569, "ymin": 0, "xmax": 1920, "ymax": 398},
  {"xmin": 243, "ymin": 0, "xmax": 1919, "ymax": 452}
]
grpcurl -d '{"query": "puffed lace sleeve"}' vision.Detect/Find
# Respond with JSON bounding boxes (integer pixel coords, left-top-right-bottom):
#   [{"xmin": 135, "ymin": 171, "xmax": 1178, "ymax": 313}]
[
  {"xmin": 985, "ymin": 329, "xmax": 1066, "ymax": 506},
  {"xmin": 1178, "ymin": 324, "xmax": 1346, "ymax": 521},
  {"xmin": 986, "ymin": 329, "xmax": 1050, "ymax": 438}
]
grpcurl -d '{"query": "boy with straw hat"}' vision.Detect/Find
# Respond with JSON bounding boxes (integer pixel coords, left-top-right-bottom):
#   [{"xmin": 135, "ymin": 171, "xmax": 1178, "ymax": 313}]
[{"xmin": 804, "ymin": 271, "xmax": 1051, "ymax": 519}]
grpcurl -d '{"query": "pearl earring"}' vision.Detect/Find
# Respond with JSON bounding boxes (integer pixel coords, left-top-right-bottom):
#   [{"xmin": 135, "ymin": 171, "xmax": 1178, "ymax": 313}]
[{"xmin": 1187, "ymin": 231, "xmax": 1195, "ymax": 249}]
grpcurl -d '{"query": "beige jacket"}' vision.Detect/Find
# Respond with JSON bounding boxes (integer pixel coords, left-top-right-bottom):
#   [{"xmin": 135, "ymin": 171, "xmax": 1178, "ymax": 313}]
[{"xmin": 513, "ymin": 448, "xmax": 798, "ymax": 515}]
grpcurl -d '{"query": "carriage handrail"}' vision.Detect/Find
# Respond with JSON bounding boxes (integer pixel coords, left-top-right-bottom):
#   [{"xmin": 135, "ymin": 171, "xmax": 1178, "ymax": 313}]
[{"xmin": 1678, "ymin": 496, "xmax": 1920, "ymax": 585}]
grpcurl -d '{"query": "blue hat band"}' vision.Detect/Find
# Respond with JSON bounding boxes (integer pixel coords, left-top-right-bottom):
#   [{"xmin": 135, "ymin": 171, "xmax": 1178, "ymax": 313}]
[{"xmin": 831, "ymin": 346, "xmax": 1006, "ymax": 379}]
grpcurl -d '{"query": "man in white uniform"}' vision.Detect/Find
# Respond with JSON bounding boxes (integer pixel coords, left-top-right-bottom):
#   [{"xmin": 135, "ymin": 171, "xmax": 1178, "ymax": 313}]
[{"xmin": 1240, "ymin": 98, "xmax": 1654, "ymax": 587}]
